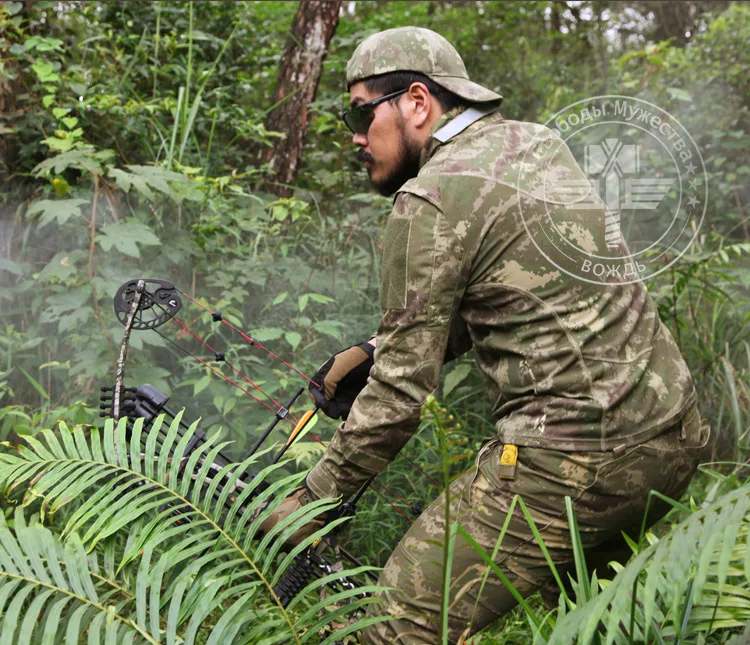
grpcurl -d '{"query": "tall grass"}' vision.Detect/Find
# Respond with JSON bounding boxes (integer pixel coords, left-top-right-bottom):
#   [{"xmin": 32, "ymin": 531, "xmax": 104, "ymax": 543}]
[{"xmin": 415, "ymin": 397, "xmax": 750, "ymax": 645}]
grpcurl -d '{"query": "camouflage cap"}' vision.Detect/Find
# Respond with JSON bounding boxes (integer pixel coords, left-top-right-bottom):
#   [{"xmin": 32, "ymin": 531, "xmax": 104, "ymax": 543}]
[{"xmin": 347, "ymin": 26, "xmax": 502, "ymax": 104}]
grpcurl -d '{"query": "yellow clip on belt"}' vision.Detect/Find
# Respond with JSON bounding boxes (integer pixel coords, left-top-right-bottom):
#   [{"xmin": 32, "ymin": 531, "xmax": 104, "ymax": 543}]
[{"xmin": 498, "ymin": 444, "xmax": 518, "ymax": 480}]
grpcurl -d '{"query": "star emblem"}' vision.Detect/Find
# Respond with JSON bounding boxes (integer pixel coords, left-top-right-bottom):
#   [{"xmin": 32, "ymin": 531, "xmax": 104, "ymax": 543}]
[
  {"xmin": 687, "ymin": 194, "xmax": 700, "ymax": 207},
  {"xmin": 688, "ymin": 178, "xmax": 700, "ymax": 191},
  {"xmin": 684, "ymin": 162, "xmax": 698, "ymax": 175}
]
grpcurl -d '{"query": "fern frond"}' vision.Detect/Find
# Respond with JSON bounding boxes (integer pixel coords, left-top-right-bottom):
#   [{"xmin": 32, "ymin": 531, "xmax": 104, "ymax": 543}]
[
  {"xmin": 0, "ymin": 508, "xmax": 157, "ymax": 644},
  {"xmin": 548, "ymin": 483, "xmax": 750, "ymax": 644},
  {"xmin": 0, "ymin": 414, "xmax": 390, "ymax": 643}
]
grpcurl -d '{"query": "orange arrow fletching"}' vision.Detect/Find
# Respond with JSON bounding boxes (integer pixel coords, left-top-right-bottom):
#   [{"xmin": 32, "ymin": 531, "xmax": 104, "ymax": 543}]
[{"xmin": 285, "ymin": 409, "xmax": 318, "ymax": 447}]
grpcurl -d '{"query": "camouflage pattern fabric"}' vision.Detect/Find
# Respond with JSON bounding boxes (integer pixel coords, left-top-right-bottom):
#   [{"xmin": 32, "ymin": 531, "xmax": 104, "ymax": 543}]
[
  {"xmin": 360, "ymin": 404, "xmax": 708, "ymax": 644},
  {"xmin": 306, "ymin": 106, "xmax": 697, "ymax": 501},
  {"xmin": 346, "ymin": 26, "xmax": 503, "ymax": 103}
]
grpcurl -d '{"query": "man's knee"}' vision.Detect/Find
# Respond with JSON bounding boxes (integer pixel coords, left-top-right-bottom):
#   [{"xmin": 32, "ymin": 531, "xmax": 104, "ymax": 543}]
[
  {"xmin": 359, "ymin": 538, "xmax": 438, "ymax": 644},
  {"xmin": 358, "ymin": 471, "xmax": 531, "ymax": 644}
]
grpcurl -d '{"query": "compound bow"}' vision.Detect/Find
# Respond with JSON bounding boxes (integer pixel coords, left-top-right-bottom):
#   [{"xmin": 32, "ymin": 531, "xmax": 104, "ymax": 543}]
[{"xmin": 101, "ymin": 277, "xmax": 433, "ymax": 612}]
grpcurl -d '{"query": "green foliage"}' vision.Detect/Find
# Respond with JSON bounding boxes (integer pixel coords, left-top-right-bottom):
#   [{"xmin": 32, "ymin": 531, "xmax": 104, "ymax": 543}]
[
  {"xmin": 1, "ymin": 1, "xmax": 749, "ymax": 643},
  {"xmin": 650, "ymin": 238, "xmax": 750, "ymax": 461},
  {"xmin": 547, "ymin": 481, "xmax": 750, "ymax": 645},
  {"xmin": 0, "ymin": 509, "xmax": 160, "ymax": 643},
  {"xmin": 0, "ymin": 415, "xmax": 385, "ymax": 643},
  {"xmin": 0, "ymin": 0, "xmax": 385, "ymax": 445},
  {"xmin": 414, "ymin": 402, "xmax": 750, "ymax": 644}
]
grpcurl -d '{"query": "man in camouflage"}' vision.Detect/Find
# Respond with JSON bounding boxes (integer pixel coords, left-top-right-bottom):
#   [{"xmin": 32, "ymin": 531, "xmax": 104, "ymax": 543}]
[{"xmin": 262, "ymin": 27, "xmax": 707, "ymax": 644}]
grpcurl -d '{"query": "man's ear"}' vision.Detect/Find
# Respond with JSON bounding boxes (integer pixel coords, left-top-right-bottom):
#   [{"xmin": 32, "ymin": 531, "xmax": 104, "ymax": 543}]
[{"xmin": 404, "ymin": 82, "xmax": 435, "ymax": 129}]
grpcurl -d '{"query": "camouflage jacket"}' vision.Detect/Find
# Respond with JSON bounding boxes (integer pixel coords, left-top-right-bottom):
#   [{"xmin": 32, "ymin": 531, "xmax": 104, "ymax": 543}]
[{"xmin": 306, "ymin": 107, "xmax": 696, "ymax": 500}]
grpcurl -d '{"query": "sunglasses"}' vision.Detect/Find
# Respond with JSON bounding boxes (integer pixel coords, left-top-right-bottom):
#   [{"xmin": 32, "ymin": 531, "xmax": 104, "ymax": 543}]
[{"xmin": 341, "ymin": 89, "xmax": 408, "ymax": 135}]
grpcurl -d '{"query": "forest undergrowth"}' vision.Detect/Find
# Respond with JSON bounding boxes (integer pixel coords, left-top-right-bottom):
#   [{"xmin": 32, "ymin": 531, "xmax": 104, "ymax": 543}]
[{"xmin": 0, "ymin": 1, "xmax": 748, "ymax": 643}]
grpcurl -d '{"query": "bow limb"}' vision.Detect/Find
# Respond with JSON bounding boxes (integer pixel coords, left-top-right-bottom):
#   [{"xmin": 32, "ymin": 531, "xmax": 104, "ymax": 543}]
[{"xmin": 113, "ymin": 278, "xmax": 145, "ymax": 424}]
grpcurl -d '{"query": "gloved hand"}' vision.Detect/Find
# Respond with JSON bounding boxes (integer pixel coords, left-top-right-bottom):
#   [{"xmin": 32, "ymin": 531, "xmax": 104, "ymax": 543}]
[
  {"xmin": 259, "ymin": 485, "xmax": 325, "ymax": 548},
  {"xmin": 309, "ymin": 340, "xmax": 375, "ymax": 420}
]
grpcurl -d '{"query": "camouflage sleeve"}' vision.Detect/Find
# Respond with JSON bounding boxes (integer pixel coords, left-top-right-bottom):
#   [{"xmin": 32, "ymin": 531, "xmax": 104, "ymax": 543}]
[{"xmin": 307, "ymin": 192, "xmax": 468, "ymax": 499}]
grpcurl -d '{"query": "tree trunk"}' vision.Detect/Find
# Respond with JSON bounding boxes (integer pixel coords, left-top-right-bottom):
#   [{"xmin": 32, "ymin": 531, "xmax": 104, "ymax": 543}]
[
  {"xmin": 550, "ymin": 1, "xmax": 561, "ymax": 55},
  {"xmin": 0, "ymin": 0, "xmax": 24, "ymax": 180},
  {"xmin": 261, "ymin": 0, "xmax": 341, "ymax": 198},
  {"xmin": 635, "ymin": 1, "xmax": 728, "ymax": 45}
]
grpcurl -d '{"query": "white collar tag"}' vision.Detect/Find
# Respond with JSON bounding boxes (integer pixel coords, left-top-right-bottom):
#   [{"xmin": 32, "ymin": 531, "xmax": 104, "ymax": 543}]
[{"xmin": 432, "ymin": 102, "xmax": 499, "ymax": 144}]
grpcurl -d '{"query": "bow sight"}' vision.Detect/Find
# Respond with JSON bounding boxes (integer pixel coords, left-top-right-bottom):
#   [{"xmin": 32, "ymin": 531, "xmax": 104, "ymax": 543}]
[{"xmin": 100, "ymin": 278, "xmax": 376, "ymax": 611}]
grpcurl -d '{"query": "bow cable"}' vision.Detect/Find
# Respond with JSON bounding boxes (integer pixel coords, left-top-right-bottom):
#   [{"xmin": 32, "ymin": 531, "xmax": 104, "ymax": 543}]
[
  {"xmin": 152, "ymin": 325, "xmax": 292, "ymax": 420},
  {"xmin": 114, "ymin": 279, "xmax": 436, "ymax": 521},
  {"xmin": 174, "ymin": 290, "xmax": 442, "ymax": 489},
  {"xmin": 171, "ymin": 316, "xmax": 298, "ymax": 421},
  {"xmin": 177, "ymin": 288, "xmax": 319, "ymax": 388}
]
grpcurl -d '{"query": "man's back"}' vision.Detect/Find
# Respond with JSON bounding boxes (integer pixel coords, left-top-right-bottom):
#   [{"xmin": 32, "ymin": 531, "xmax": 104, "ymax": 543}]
[{"xmin": 396, "ymin": 109, "xmax": 696, "ymax": 451}]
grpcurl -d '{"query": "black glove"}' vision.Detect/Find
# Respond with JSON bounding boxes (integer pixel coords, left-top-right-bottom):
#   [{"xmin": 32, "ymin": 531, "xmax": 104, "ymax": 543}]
[{"xmin": 309, "ymin": 341, "xmax": 375, "ymax": 420}]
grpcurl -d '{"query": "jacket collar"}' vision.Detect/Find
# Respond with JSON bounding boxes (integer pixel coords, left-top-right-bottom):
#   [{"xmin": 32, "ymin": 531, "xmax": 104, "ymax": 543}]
[{"xmin": 419, "ymin": 103, "xmax": 503, "ymax": 168}]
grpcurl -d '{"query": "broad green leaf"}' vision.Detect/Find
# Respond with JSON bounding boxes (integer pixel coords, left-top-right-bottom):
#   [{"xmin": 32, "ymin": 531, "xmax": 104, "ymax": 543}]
[
  {"xmin": 10, "ymin": 34, "xmax": 63, "ymax": 51},
  {"xmin": 32, "ymin": 149, "xmax": 114, "ymax": 176},
  {"xmin": 5, "ymin": 2, "xmax": 24, "ymax": 16},
  {"xmin": 108, "ymin": 165, "xmax": 190, "ymax": 202},
  {"xmin": 271, "ymin": 291, "xmax": 288, "ymax": 306},
  {"xmin": 43, "ymin": 131, "xmax": 79, "ymax": 153},
  {"xmin": 285, "ymin": 331, "xmax": 301, "ymax": 350},
  {"xmin": 38, "ymin": 251, "xmax": 86, "ymax": 283},
  {"xmin": 443, "ymin": 363, "xmax": 473, "ymax": 396},
  {"xmin": 31, "ymin": 59, "xmax": 59, "ymax": 83},
  {"xmin": 193, "ymin": 374, "xmax": 212, "ymax": 397},
  {"xmin": 312, "ymin": 321, "xmax": 343, "ymax": 340},
  {"xmin": 96, "ymin": 221, "xmax": 160, "ymax": 258},
  {"xmin": 108, "ymin": 168, "xmax": 156, "ymax": 201},
  {"xmin": 251, "ymin": 327, "xmax": 284, "ymax": 341},
  {"xmin": 27, "ymin": 198, "xmax": 88, "ymax": 228},
  {"xmin": 39, "ymin": 290, "xmax": 92, "ymax": 333},
  {"xmin": 308, "ymin": 293, "xmax": 334, "ymax": 304}
]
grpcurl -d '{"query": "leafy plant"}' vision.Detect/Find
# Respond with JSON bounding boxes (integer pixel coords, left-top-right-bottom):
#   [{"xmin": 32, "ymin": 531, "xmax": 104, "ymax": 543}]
[
  {"xmin": 0, "ymin": 415, "xmax": 386, "ymax": 643},
  {"xmin": 547, "ymin": 481, "xmax": 750, "ymax": 644},
  {"xmin": 2, "ymin": 2, "xmax": 749, "ymax": 643}
]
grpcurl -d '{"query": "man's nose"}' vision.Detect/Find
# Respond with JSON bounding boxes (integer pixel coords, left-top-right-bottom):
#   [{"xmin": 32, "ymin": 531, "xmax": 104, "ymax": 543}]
[{"xmin": 352, "ymin": 132, "xmax": 368, "ymax": 146}]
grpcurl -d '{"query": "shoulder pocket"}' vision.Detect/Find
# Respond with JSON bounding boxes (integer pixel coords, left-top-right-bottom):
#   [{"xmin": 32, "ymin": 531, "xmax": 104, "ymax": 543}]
[{"xmin": 380, "ymin": 217, "xmax": 412, "ymax": 310}]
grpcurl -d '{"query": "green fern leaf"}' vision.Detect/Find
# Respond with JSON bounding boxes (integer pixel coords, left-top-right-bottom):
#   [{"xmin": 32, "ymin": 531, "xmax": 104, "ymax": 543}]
[
  {"xmin": 0, "ymin": 414, "xmax": 391, "ymax": 643},
  {"xmin": 548, "ymin": 483, "xmax": 750, "ymax": 644}
]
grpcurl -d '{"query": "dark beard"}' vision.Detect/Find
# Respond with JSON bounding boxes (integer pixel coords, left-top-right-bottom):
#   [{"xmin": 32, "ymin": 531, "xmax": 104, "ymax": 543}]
[{"xmin": 369, "ymin": 120, "xmax": 422, "ymax": 197}]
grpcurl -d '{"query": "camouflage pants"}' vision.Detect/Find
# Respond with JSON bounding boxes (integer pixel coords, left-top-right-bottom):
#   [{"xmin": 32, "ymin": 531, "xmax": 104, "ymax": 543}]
[{"xmin": 361, "ymin": 405, "xmax": 708, "ymax": 644}]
